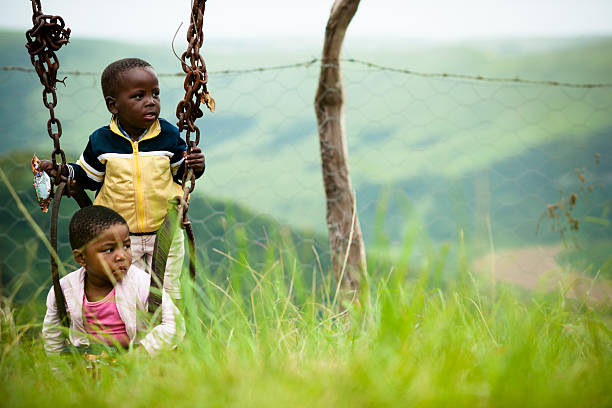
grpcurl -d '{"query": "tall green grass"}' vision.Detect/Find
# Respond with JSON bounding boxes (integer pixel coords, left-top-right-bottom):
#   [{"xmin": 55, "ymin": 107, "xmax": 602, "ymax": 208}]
[{"xmin": 1, "ymin": 222, "xmax": 611, "ymax": 407}]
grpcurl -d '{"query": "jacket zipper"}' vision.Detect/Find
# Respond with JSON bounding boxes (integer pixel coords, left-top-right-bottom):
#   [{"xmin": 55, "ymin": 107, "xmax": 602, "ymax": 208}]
[{"xmin": 132, "ymin": 141, "xmax": 146, "ymax": 233}]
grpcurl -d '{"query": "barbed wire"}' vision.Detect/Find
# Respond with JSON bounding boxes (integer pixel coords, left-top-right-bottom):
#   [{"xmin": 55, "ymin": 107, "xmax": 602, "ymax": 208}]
[
  {"xmin": 342, "ymin": 58, "xmax": 612, "ymax": 89},
  {"xmin": 2, "ymin": 46, "xmax": 611, "ymax": 303},
  {"xmin": 0, "ymin": 60, "xmax": 319, "ymax": 77},
  {"xmin": 3, "ymin": 58, "xmax": 612, "ymax": 88}
]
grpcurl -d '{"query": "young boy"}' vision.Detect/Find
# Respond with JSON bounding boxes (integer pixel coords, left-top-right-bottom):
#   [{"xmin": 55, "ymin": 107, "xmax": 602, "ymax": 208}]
[
  {"xmin": 41, "ymin": 58, "xmax": 204, "ymax": 300},
  {"xmin": 42, "ymin": 205, "xmax": 184, "ymax": 355}
]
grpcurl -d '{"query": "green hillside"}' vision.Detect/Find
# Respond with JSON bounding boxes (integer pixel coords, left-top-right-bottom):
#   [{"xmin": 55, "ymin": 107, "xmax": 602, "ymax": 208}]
[
  {"xmin": 0, "ymin": 152, "xmax": 329, "ymax": 301},
  {"xmin": 1, "ymin": 30, "xmax": 611, "ymax": 259},
  {"xmin": 2, "ymin": 32, "xmax": 612, "ymax": 408}
]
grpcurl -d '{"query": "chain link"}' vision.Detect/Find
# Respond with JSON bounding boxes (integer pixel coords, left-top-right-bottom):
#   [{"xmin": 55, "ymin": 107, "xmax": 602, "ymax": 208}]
[
  {"xmin": 25, "ymin": 0, "xmax": 71, "ymax": 191},
  {"xmin": 25, "ymin": 0, "xmax": 75, "ymax": 327},
  {"xmin": 26, "ymin": 0, "xmax": 210, "ymax": 217},
  {"xmin": 176, "ymin": 0, "xmax": 214, "ymax": 225}
]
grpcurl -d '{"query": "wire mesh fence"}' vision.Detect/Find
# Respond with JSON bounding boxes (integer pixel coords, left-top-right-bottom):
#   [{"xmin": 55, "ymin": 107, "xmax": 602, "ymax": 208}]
[{"xmin": 1, "ymin": 50, "xmax": 611, "ymax": 302}]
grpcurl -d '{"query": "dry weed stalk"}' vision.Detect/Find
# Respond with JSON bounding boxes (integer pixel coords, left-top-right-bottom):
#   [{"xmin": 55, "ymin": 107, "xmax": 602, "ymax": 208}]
[{"xmin": 537, "ymin": 153, "xmax": 605, "ymax": 247}]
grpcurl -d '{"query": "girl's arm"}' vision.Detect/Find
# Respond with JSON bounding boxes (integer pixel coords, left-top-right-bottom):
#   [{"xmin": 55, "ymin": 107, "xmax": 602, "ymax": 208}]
[
  {"xmin": 139, "ymin": 289, "xmax": 185, "ymax": 355},
  {"xmin": 41, "ymin": 287, "xmax": 68, "ymax": 354}
]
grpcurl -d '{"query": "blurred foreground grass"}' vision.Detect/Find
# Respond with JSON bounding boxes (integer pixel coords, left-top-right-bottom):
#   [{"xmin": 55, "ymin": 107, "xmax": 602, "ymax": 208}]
[{"xmin": 1, "ymin": 231, "xmax": 611, "ymax": 408}]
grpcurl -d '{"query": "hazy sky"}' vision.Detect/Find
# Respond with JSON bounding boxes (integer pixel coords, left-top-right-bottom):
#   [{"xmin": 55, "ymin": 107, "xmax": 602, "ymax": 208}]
[{"xmin": 4, "ymin": 0, "xmax": 612, "ymax": 44}]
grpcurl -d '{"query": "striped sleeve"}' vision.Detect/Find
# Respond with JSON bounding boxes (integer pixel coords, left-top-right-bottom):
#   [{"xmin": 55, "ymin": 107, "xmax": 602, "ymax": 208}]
[
  {"xmin": 171, "ymin": 134, "xmax": 188, "ymax": 183},
  {"xmin": 69, "ymin": 137, "xmax": 105, "ymax": 190}
]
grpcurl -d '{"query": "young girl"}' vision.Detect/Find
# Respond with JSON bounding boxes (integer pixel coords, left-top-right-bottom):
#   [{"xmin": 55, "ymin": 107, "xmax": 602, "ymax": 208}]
[{"xmin": 42, "ymin": 205, "xmax": 184, "ymax": 355}]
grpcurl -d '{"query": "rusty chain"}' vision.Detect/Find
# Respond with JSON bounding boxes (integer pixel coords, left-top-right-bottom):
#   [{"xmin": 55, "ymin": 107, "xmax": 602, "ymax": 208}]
[
  {"xmin": 25, "ymin": 0, "xmax": 72, "ymax": 194},
  {"xmin": 25, "ymin": 0, "xmax": 74, "ymax": 328},
  {"xmin": 176, "ymin": 0, "xmax": 214, "ymax": 227},
  {"xmin": 24, "ymin": 0, "xmax": 209, "ymax": 291}
]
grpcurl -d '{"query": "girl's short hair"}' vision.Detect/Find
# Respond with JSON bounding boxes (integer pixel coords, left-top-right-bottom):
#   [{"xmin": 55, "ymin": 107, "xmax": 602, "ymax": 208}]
[{"xmin": 69, "ymin": 205, "xmax": 128, "ymax": 250}]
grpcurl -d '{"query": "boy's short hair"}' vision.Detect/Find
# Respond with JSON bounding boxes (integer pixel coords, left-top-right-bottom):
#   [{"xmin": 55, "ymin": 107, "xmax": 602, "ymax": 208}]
[
  {"xmin": 69, "ymin": 205, "xmax": 128, "ymax": 250},
  {"xmin": 101, "ymin": 58, "xmax": 153, "ymax": 98}
]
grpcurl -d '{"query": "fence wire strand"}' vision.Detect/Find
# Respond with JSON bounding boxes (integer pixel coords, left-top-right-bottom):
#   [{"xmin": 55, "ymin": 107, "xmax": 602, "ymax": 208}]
[
  {"xmin": 1, "ymin": 54, "xmax": 611, "ymax": 302},
  {"xmin": 3, "ymin": 58, "xmax": 612, "ymax": 88}
]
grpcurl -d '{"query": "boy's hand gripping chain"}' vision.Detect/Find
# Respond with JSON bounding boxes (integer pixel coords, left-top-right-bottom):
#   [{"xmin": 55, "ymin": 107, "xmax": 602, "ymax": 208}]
[
  {"xmin": 26, "ymin": 0, "xmax": 92, "ymax": 327},
  {"xmin": 149, "ymin": 0, "xmax": 214, "ymax": 312}
]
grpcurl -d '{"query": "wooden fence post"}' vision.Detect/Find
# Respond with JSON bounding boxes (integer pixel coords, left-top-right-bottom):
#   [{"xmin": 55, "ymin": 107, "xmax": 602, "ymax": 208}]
[{"xmin": 315, "ymin": 0, "xmax": 366, "ymax": 299}]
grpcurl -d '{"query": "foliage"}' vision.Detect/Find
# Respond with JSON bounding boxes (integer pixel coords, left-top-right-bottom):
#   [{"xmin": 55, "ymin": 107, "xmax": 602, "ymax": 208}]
[
  {"xmin": 0, "ymin": 151, "xmax": 328, "ymax": 302},
  {"xmin": 1, "ymin": 233, "xmax": 611, "ymax": 407},
  {"xmin": 1, "ymin": 151, "xmax": 611, "ymax": 406},
  {"xmin": 1, "ymin": 31, "xmax": 612, "ymax": 406},
  {"xmin": 1, "ymin": 31, "xmax": 611, "ymax": 247},
  {"xmin": 557, "ymin": 241, "xmax": 612, "ymax": 280}
]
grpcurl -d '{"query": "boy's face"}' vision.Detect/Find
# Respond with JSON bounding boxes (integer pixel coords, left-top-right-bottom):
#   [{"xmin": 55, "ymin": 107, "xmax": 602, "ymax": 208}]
[
  {"xmin": 105, "ymin": 67, "xmax": 160, "ymax": 137},
  {"xmin": 73, "ymin": 223, "xmax": 132, "ymax": 285}
]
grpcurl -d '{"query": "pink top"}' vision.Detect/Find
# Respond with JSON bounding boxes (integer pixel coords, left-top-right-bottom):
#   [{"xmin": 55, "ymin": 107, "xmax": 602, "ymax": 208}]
[{"xmin": 83, "ymin": 288, "xmax": 130, "ymax": 347}]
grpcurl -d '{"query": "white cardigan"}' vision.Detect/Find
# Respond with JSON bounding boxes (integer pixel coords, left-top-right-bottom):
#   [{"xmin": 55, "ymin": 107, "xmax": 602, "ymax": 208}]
[{"xmin": 42, "ymin": 265, "xmax": 185, "ymax": 355}]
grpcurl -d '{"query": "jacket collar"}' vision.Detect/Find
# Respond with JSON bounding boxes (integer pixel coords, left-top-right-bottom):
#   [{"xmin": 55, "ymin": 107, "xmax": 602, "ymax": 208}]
[
  {"xmin": 114, "ymin": 266, "xmax": 140, "ymax": 340},
  {"xmin": 109, "ymin": 115, "xmax": 161, "ymax": 144},
  {"xmin": 69, "ymin": 266, "xmax": 140, "ymax": 343}
]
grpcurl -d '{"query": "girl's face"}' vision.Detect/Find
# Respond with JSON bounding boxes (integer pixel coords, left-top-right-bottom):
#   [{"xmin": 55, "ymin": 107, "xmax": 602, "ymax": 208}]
[
  {"xmin": 74, "ymin": 223, "xmax": 132, "ymax": 285},
  {"xmin": 106, "ymin": 67, "xmax": 161, "ymax": 138}
]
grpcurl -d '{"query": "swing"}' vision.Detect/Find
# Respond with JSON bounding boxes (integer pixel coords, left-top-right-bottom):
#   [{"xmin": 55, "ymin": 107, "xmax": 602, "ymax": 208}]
[{"xmin": 25, "ymin": 0, "xmax": 213, "ymax": 324}]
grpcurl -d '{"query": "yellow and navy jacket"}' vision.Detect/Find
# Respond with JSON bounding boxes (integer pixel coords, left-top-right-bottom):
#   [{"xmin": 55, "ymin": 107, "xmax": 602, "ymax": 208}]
[{"xmin": 70, "ymin": 117, "xmax": 191, "ymax": 234}]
